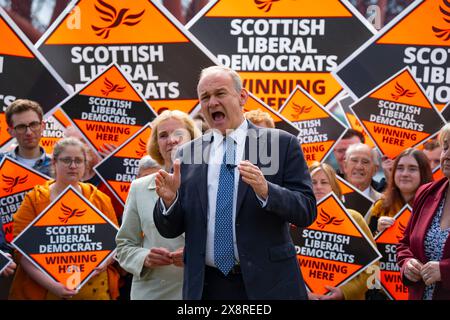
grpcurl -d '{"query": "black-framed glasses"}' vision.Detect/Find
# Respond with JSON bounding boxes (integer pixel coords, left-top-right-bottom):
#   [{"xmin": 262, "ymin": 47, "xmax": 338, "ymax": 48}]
[
  {"xmin": 57, "ymin": 157, "xmax": 86, "ymax": 167},
  {"xmin": 12, "ymin": 121, "xmax": 41, "ymax": 134}
]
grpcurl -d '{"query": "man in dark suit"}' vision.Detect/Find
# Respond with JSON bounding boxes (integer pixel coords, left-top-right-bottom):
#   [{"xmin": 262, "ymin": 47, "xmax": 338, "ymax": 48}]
[{"xmin": 153, "ymin": 66, "xmax": 316, "ymax": 300}]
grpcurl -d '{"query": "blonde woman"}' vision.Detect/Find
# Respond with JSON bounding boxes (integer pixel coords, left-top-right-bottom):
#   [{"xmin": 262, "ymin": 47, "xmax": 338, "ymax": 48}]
[{"xmin": 115, "ymin": 110, "xmax": 200, "ymax": 300}]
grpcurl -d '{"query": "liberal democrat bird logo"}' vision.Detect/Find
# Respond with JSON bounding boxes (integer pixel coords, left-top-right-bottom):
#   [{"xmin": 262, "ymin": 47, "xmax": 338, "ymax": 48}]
[
  {"xmin": 101, "ymin": 77, "xmax": 126, "ymax": 96},
  {"xmin": 91, "ymin": 0, "xmax": 145, "ymax": 39},
  {"xmin": 136, "ymin": 138, "xmax": 147, "ymax": 157},
  {"xmin": 291, "ymin": 102, "xmax": 312, "ymax": 120},
  {"xmin": 316, "ymin": 208, "xmax": 344, "ymax": 229},
  {"xmin": 433, "ymin": 0, "xmax": 450, "ymax": 41},
  {"xmin": 255, "ymin": 0, "xmax": 281, "ymax": 12},
  {"xmin": 396, "ymin": 221, "xmax": 407, "ymax": 242},
  {"xmin": 59, "ymin": 203, "xmax": 86, "ymax": 224},
  {"xmin": 391, "ymin": 82, "xmax": 416, "ymax": 100},
  {"xmin": 2, "ymin": 174, "xmax": 28, "ymax": 193}
]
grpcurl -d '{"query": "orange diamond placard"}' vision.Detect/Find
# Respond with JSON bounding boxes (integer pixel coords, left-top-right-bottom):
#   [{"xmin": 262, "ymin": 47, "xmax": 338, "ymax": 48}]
[
  {"xmin": 57, "ymin": 63, "xmax": 156, "ymax": 157},
  {"xmin": 279, "ymin": 86, "xmax": 346, "ymax": 165},
  {"xmin": 350, "ymin": 67, "xmax": 446, "ymax": 159},
  {"xmin": 335, "ymin": 0, "xmax": 450, "ymax": 110},
  {"xmin": 0, "ymin": 7, "xmax": 68, "ymax": 149},
  {"xmin": 338, "ymin": 94, "xmax": 375, "ymax": 148},
  {"xmin": 11, "ymin": 186, "xmax": 118, "ymax": 290},
  {"xmin": 37, "ymin": 0, "xmax": 218, "ymax": 114},
  {"xmin": 291, "ymin": 193, "xmax": 381, "ymax": 295},
  {"xmin": 94, "ymin": 124, "xmax": 151, "ymax": 206},
  {"xmin": 336, "ymin": 175, "xmax": 374, "ymax": 220},
  {"xmin": 41, "ymin": 110, "xmax": 71, "ymax": 155},
  {"xmin": 0, "ymin": 157, "xmax": 49, "ymax": 243},
  {"xmin": 374, "ymin": 205, "xmax": 412, "ymax": 300},
  {"xmin": 187, "ymin": 0, "xmax": 375, "ymax": 110},
  {"xmin": 244, "ymin": 92, "xmax": 299, "ymax": 135}
]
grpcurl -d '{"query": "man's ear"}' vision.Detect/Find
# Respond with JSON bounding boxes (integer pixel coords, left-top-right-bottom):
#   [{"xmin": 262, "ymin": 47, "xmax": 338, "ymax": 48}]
[
  {"xmin": 342, "ymin": 164, "xmax": 349, "ymax": 180},
  {"xmin": 6, "ymin": 126, "xmax": 15, "ymax": 138}
]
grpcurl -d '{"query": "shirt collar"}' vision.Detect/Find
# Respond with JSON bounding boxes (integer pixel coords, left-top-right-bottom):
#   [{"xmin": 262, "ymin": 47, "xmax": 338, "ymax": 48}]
[
  {"xmin": 11, "ymin": 145, "xmax": 46, "ymax": 160},
  {"xmin": 211, "ymin": 119, "xmax": 248, "ymax": 147}
]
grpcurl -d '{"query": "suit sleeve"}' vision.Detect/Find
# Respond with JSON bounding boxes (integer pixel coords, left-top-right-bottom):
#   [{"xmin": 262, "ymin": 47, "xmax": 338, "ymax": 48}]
[
  {"xmin": 153, "ymin": 159, "xmax": 186, "ymax": 239},
  {"xmin": 264, "ymin": 134, "xmax": 317, "ymax": 228}
]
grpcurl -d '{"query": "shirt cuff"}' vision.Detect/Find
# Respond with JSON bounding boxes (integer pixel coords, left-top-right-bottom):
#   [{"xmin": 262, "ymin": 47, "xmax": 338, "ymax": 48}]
[
  {"xmin": 160, "ymin": 193, "xmax": 178, "ymax": 215},
  {"xmin": 256, "ymin": 194, "xmax": 268, "ymax": 208}
]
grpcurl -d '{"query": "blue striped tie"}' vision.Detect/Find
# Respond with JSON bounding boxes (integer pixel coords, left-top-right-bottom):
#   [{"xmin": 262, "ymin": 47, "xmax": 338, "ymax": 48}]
[{"xmin": 214, "ymin": 136, "xmax": 236, "ymax": 275}]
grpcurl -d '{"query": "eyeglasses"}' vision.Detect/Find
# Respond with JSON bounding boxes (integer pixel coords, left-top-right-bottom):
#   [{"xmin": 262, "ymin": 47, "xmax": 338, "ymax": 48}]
[
  {"xmin": 12, "ymin": 121, "xmax": 41, "ymax": 134},
  {"xmin": 57, "ymin": 157, "xmax": 85, "ymax": 167}
]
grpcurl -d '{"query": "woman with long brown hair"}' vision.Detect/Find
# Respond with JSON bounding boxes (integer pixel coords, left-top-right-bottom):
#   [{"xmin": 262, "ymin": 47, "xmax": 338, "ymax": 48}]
[{"xmin": 367, "ymin": 148, "xmax": 433, "ymax": 235}]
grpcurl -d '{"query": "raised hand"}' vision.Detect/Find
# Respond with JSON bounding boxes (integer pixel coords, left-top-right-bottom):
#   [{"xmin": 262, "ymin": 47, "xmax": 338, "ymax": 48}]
[
  {"xmin": 377, "ymin": 216, "xmax": 395, "ymax": 233},
  {"xmin": 155, "ymin": 159, "xmax": 181, "ymax": 207},
  {"xmin": 238, "ymin": 160, "xmax": 268, "ymax": 200}
]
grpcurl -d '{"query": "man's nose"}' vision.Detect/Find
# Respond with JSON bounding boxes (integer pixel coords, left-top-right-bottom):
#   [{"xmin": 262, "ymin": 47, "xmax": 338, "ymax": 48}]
[
  {"xmin": 354, "ymin": 161, "xmax": 364, "ymax": 169},
  {"xmin": 208, "ymin": 95, "xmax": 219, "ymax": 107}
]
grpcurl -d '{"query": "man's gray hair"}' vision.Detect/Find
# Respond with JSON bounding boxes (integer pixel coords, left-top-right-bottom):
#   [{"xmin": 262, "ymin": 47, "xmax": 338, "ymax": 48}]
[
  {"xmin": 198, "ymin": 65, "xmax": 243, "ymax": 93},
  {"xmin": 344, "ymin": 143, "xmax": 379, "ymax": 166},
  {"xmin": 138, "ymin": 155, "xmax": 160, "ymax": 174}
]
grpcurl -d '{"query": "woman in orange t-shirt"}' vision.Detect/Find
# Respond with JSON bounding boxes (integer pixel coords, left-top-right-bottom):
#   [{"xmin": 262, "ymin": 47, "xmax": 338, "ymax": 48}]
[{"xmin": 9, "ymin": 137, "xmax": 119, "ymax": 300}]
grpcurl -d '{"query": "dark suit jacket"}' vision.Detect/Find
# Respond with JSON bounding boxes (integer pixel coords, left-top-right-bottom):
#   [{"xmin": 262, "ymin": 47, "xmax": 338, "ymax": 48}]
[
  {"xmin": 154, "ymin": 122, "xmax": 317, "ymax": 299},
  {"xmin": 397, "ymin": 177, "xmax": 450, "ymax": 300}
]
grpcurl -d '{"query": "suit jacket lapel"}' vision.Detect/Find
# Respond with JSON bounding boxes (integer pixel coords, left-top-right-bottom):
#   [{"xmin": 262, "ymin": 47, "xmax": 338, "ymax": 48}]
[{"xmin": 195, "ymin": 133, "xmax": 212, "ymax": 221}]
